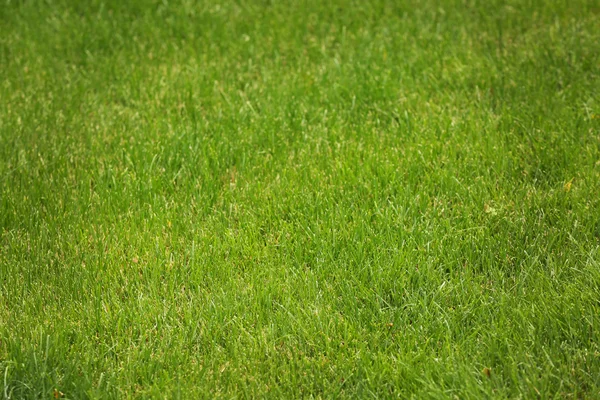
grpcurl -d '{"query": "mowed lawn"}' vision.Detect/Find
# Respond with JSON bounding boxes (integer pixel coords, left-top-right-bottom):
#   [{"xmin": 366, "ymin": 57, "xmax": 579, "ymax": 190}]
[{"xmin": 1, "ymin": 0, "xmax": 600, "ymax": 398}]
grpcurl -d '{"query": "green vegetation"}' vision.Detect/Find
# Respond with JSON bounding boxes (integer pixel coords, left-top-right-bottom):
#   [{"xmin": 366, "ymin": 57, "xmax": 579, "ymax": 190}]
[{"xmin": 1, "ymin": 0, "xmax": 600, "ymax": 397}]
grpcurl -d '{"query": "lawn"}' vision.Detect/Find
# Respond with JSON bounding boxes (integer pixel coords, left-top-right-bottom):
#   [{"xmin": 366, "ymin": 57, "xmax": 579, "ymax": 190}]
[{"xmin": 1, "ymin": 0, "xmax": 600, "ymax": 398}]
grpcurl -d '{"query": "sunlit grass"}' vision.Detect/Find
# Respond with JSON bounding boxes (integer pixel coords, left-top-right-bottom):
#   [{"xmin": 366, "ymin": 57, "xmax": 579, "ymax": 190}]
[{"xmin": 1, "ymin": 0, "xmax": 600, "ymax": 398}]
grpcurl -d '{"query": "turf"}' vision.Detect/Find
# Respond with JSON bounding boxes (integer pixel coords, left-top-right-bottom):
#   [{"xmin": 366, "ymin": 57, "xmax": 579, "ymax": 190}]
[{"xmin": 1, "ymin": 0, "xmax": 600, "ymax": 398}]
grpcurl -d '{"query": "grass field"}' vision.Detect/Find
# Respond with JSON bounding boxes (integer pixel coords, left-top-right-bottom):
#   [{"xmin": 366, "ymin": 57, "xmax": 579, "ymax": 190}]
[{"xmin": 1, "ymin": 0, "xmax": 600, "ymax": 398}]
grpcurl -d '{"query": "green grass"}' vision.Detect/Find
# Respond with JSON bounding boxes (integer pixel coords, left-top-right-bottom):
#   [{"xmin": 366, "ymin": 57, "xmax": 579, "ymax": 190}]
[{"xmin": 1, "ymin": 0, "xmax": 600, "ymax": 398}]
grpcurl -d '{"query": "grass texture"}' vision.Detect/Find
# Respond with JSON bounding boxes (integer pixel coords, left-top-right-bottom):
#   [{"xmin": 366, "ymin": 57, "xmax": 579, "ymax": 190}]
[{"xmin": 1, "ymin": 0, "xmax": 600, "ymax": 398}]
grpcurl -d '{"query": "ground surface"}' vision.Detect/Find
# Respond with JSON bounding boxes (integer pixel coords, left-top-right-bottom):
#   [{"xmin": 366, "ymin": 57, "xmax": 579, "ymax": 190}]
[{"xmin": 1, "ymin": 0, "xmax": 600, "ymax": 398}]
